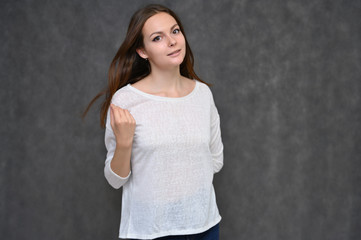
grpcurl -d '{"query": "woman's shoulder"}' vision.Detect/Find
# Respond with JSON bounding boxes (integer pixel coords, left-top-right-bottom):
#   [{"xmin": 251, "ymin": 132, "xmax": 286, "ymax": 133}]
[
  {"xmin": 178, "ymin": 76, "xmax": 208, "ymax": 91},
  {"xmin": 194, "ymin": 79, "xmax": 213, "ymax": 96},
  {"xmin": 111, "ymin": 83, "xmax": 137, "ymax": 107},
  {"xmin": 194, "ymin": 80, "xmax": 219, "ymax": 106},
  {"xmin": 113, "ymin": 83, "xmax": 131, "ymax": 97},
  {"xmin": 181, "ymin": 77, "xmax": 214, "ymax": 100}
]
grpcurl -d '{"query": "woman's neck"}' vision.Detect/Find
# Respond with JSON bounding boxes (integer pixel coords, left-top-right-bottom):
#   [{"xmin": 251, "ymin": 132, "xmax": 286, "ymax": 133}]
[{"xmin": 145, "ymin": 66, "xmax": 184, "ymax": 92}]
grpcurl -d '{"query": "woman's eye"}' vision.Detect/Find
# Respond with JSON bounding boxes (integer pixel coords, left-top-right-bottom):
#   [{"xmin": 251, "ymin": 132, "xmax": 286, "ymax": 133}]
[
  {"xmin": 152, "ymin": 36, "xmax": 161, "ymax": 42},
  {"xmin": 173, "ymin": 29, "xmax": 180, "ymax": 34}
]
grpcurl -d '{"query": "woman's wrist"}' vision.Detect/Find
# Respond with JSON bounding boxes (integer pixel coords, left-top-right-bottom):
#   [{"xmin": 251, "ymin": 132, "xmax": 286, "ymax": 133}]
[{"xmin": 116, "ymin": 140, "xmax": 133, "ymax": 149}]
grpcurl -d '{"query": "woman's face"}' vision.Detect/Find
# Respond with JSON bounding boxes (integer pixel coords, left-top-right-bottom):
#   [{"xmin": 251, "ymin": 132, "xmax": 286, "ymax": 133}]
[{"xmin": 137, "ymin": 12, "xmax": 186, "ymax": 69}]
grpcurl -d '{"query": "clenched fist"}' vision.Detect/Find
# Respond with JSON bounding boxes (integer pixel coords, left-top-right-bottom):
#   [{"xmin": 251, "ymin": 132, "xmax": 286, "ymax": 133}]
[{"xmin": 110, "ymin": 103, "xmax": 136, "ymax": 147}]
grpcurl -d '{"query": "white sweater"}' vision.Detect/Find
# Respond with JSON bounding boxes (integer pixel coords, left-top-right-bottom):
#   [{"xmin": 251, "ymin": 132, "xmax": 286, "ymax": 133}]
[{"xmin": 104, "ymin": 79, "xmax": 224, "ymax": 239}]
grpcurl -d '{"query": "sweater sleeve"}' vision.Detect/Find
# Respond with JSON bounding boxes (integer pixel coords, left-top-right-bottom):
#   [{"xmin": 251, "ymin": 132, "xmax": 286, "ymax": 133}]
[
  {"xmin": 210, "ymin": 93, "xmax": 224, "ymax": 174},
  {"xmin": 103, "ymin": 109, "xmax": 131, "ymax": 189}
]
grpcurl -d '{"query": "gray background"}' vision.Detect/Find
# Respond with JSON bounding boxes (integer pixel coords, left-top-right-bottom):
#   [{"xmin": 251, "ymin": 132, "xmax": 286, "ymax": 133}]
[{"xmin": 1, "ymin": 0, "xmax": 360, "ymax": 239}]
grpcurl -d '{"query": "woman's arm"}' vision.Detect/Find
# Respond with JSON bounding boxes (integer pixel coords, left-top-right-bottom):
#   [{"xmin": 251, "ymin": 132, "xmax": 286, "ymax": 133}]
[
  {"xmin": 210, "ymin": 95, "xmax": 224, "ymax": 174},
  {"xmin": 104, "ymin": 104, "xmax": 136, "ymax": 189},
  {"xmin": 110, "ymin": 143, "xmax": 132, "ymax": 178}
]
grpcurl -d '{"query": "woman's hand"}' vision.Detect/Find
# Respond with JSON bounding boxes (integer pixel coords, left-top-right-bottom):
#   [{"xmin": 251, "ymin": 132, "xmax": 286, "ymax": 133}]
[{"xmin": 110, "ymin": 103, "xmax": 136, "ymax": 148}]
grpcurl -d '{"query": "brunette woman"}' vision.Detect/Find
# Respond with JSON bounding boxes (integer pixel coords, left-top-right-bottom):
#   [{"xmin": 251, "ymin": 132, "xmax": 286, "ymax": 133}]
[{"xmin": 83, "ymin": 4, "xmax": 224, "ymax": 240}]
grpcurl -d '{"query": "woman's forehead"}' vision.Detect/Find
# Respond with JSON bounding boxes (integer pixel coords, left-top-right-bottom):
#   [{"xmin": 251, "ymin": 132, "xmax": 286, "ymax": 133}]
[{"xmin": 143, "ymin": 12, "xmax": 178, "ymax": 35}]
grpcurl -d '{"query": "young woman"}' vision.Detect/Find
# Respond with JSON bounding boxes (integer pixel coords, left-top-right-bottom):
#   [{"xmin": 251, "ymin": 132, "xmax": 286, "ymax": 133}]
[{"xmin": 83, "ymin": 4, "xmax": 224, "ymax": 240}]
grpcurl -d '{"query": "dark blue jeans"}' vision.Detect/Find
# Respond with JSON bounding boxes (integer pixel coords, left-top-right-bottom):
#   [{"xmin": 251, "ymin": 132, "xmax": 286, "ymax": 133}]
[{"xmin": 130, "ymin": 223, "xmax": 220, "ymax": 240}]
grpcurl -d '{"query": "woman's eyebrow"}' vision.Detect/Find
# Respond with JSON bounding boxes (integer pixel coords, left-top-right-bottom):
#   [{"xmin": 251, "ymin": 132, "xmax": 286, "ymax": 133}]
[{"xmin": 149, "ymin": 24, "xmax": 179, "ymax": 38}]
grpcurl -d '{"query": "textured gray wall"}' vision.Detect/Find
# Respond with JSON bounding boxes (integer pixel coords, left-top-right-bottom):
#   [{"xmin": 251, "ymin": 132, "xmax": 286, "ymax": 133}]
[{"xmin": 1, "ymin": 0, "xmax": 360, "ymax": 239}]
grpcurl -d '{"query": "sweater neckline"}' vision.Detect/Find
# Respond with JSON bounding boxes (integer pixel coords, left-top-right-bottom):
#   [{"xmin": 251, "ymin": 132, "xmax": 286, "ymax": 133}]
[{"xmin": 126, "ymin": 80, "xmax": 199, "ymax": 101}]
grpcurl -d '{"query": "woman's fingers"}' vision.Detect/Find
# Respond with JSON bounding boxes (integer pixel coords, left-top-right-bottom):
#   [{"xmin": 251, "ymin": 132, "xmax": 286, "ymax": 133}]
[
  {"xmin": 109, "ymin": 104, "xmax": 136, "ymax": 146},
  {"xmin": 111, "ymin": 104, "xmax": 135, "ymax": 124},
  {"xmin": 111, "ymin": 104, "xmax": 123, "ymax": 124},
  {"xmin": 110, "ymin": 104, "xmax": 116, "ymax": 128}
]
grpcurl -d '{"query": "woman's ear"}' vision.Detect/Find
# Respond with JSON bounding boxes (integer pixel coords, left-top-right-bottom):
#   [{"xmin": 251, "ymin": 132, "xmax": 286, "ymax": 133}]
[{"xmin": 136, "ymin": 48, "xmax": 148, "ymax": 60}]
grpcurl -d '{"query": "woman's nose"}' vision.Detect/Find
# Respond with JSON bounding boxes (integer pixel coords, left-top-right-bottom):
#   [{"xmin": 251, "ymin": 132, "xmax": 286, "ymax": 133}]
[{"xmin": 168, "ymin": 36, "xmax": 176, "ymax": 47}]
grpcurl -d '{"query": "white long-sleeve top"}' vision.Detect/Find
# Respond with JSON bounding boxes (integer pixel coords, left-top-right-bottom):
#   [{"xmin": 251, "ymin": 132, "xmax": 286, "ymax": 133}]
[{"xmin": 104, "ymin": 79, "xmax": 224, "ymax": 239}]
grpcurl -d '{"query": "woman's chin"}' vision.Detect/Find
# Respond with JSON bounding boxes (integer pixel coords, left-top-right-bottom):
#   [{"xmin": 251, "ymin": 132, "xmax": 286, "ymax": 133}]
[
  {"xmin": 168, "ymin": 55, "xmax": 185, "ymax": 66},
  {"xmin": 158, "ymin": 60, "xmax": 184, "ymax": 69}
]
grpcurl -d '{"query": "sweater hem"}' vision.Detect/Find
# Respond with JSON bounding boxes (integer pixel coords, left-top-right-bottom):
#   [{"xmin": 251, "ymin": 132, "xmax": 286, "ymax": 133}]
[{"xmin": 118, "ymin": 216, "xmax": 221, "ymax": 239}]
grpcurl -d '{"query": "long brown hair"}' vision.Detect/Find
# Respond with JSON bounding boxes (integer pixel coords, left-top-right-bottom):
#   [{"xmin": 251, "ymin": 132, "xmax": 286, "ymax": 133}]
[{"xmin": 82, "ymin": 4, "xmax": 211, "ymax": 128}]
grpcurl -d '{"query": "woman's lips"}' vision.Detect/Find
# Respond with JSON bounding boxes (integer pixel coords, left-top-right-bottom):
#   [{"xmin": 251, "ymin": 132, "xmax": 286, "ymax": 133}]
[{"xmin": 167, "ymin": 49, "xmax": 181, "ymax": 56}]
